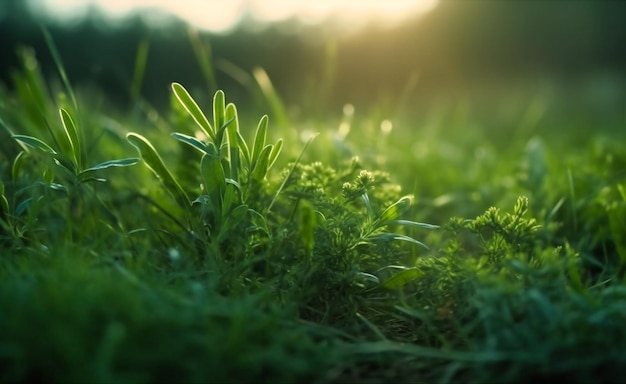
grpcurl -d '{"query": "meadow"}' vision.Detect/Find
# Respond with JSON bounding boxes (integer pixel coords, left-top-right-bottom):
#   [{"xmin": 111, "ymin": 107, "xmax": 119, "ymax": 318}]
[{"xmin": 1, "ymin": 31, "xmax": 625, "ymax": 383}]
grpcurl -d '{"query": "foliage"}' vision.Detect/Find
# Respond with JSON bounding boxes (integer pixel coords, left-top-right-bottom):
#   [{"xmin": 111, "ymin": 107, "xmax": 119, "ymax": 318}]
[{"xmin": 1, "ymin": 47, "xmax": 625, "ymax": 384}]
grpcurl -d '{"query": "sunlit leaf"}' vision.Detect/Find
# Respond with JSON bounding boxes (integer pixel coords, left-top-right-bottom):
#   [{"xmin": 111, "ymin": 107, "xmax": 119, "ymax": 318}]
[
  {"xmin": 377, "ymin": 196, "xmax": 412, "ymax": 224},
  {"xmin": 213, "ymin": 90, "xmax": 226, "ymax": 142},
  {"xmin": 59, "ymin": 108, "xmax": 80, "ymax": 166},
  {"xmin": 12, "ymin": 135, "xmax": 56, "ymax": 154},
  {"xmin": 171, "ymin": 132, "xmax": 211, "ymax": 154},
  {"xmin": 171, "ymin": 82, "xmax": 214, "ymax": 141},
  {"xmin": 251, "ymin": 144, "xmax": 272, "ymax": 183},
  {"xmin": 251, "ymin": 115, "xmax": 268, "ymax": 165},
  {"xmin": 268, "ymin": 138, "xmax": 283, "ymax": 170},
  {"xmin": 367, "ymin": 232, "xmax": 429, "ymax": 249},
  {"xmin": 380, "ymin": 268, "xmax": 424, "ymax": 289},
  {"xmin": 126, "ymin": 132, "xmax": 190, "ymax": 209},
  {"xmin": 387, "ymin": 219, "xmax": 439, "ymax": 230},
  {"xmin": 79, "ymin": 158, "xmax": 139, "ymax": 181}
]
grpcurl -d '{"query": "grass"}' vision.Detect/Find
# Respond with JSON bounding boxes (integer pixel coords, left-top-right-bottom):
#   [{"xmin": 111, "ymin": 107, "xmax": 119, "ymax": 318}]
[{"xmin": 1, "ymin": 41, "xmax": 626, "ymax": 383}]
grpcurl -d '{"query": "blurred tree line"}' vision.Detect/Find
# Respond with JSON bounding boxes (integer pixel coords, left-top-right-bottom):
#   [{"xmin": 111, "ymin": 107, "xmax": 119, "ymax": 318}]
[{"xmin": 1, "ymin": 0, "xmax": 624, "ymax": 114}]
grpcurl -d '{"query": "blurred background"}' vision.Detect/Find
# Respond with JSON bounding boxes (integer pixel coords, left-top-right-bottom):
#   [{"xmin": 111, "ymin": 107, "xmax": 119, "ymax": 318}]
[{"xmin": 1, "ymin": 0, "xmax": 624, "ymax": 117}]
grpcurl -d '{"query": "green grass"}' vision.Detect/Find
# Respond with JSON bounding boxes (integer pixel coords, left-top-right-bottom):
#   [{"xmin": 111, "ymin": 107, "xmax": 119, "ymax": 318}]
[{"xmin": 1, "ymin": 44, "xmax": 626, "ymax": 383}]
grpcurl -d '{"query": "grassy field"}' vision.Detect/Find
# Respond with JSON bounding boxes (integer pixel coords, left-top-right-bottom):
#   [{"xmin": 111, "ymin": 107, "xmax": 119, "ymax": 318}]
[{"xmin": 1, "ymin": 43, "xmax": 625, "ymax": 383}]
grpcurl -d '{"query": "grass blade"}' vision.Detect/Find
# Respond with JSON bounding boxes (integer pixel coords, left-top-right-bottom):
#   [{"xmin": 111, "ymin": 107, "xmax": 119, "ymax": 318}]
[
  {"xmin": 12, "ymin": 135, "xmax": 57, "ymax": 154},
  {"xmin": 42, "ymin": 26, "xmax": 77, "ymax": 110},
  {"xmin": 59, "ymin": 108, "xmax": 80, "ymax": 167},
  {"xmin": 126, "ymin": 133, "xmax": 190, "ymax": 209},
  {"xmin": 251, "ymin": 115, "xmax": 268, "ymax": 166},
  {"xmin": 130, "ymin": 39, "xmax": 150, "ymax": 101},
  {"xmin": 267, "ymin": 133, "xmax": 318, "ymax": 212},
  {"xmin": 171, "ymin": 82, "xmax": 215, "ymax": 141},
  {"xmin": 171, "ymin": 132, "xmax": 211, "ymax": 154},
  {"xmin": 268, "ymin": 138, "xmax": 283, "ymax": 170}
]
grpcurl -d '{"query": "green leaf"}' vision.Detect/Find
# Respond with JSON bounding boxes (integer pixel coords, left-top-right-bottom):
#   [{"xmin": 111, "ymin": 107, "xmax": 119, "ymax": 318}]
[
  {"xmin": 268, "ymin": 138, "xmax": 283, "ymax": 170},
  {"xmin": 59, "ymin": 108, "xmax": 80, "ymax": 167},
  {"xmin": 217, "ymin": 204, "xmax": 249, "ymax": 243},
  {"xmin": 387, "ymin": 220, "xmax": 439, "ymax": 230},
  {"xmin": 78, "ymin": 158, "xmax": 139, "ymax": 180},
  {"xmin": 380, "ymin": 268, "xmax": 424, "ymax": 289},
  {"xmin": 236, "ymin": 130, "xmax": 251, "ymax": 169},
  {"xmin": 0, "ymin": 182, "xmax": 9, "ymax": 217},
  {"xmin": 298, "ymin": 199, "xmax": 316, "ymax": 254},
  {"xmin": 171, "ymin": 82, "xmax": 215, "ymax": 141},
  {"xmin": 171, "ymin": 132, "xmax": 211, "ymax": 154},
  {"xmin": 225, "ymin": 103, "xmax": 241, "ymax": 181},
  {"xmin": 267, "ymin": 132, "xmax": 317, "ymax": 212},
  {"xmin": 12, "ymin": 135, "xmax": 57, "ymax": 154},
  {"xmin": 213, "ymin": 90, "xmax": 225, "ymax": 143},
  {"xmin": 126, "ymin": 132, "xmax": 190, "ymax": 209},
  {"xmin": 12, "ymin": 151, "xmax": 26, "ymax": 184},
  {"xmin": 251, "ymin": 115, "xmax": 268, "ymax": 166},
  {"xmin": 250, "ymin": 145, "xmax": 272, "ymax": 183},
  {"xmin": 377, "ymin": 196, "xmax": 412, "ymax": 224},
  {"xmin": 366, "ymin": 233, "xmax": 429, "ymax": 249},
  {"xmin": 201, "ymin": 153, "xmax": 226, "ymax": 215}
]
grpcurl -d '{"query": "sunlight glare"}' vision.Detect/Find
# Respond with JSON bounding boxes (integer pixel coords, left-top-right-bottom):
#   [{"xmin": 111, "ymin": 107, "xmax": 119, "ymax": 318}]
[{"xmin": 38, "ymin": 0, "xmax": 438, "ymax": 32}]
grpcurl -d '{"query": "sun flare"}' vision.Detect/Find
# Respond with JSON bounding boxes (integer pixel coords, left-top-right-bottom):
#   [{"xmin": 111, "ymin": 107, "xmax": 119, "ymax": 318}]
[{"xmin": 37, "ymin": 0, "xmax": 439, "ymax": 32}]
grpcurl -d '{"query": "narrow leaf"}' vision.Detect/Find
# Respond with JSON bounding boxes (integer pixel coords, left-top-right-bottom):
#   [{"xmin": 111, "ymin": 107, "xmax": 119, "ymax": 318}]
[
  {"xmin": 387, "ymin": 220, "xmax": 439, "ymax": 230},
  {"xmin": 171, "ymin": 132, "xmax": 211, "ymax": 154},
  {"xmin": 59, "ymin": 108, "xmax": 80, "ymax": 166},
  {"xmin": 79, "ymin": 157, "xmax": 139, "ymax": 180},
  {"xmin": 377, "ymin": 196, "xmax": 412, "ymax": 224},
  {"xmin": 217, "ymin": 204, "xmax": 249, "ymax": 243},
  {"xmin": 201, "ymin": 153, "xmax": 226, "ymax": 215},
  {"xmin": 213, "ymin": 90, "xmax": 225, "ymax": 141},
  {"xmin": 12, "ymin": 135, "xmax": 57, "ymax": 154},
  {"xmin": 236, "ymin": 130, "xmax": 251, "ymax": 169},
  {"xmin": 367, "ymin": 233, "xmax": 429, "ymax": 249},
  {"xmin": 126, "ymin": 132, "xmax": 190, "ymax": 209},
  {"xmin": 171, "ymin": 82, "xmax": 214, "ymax": 141},
  {"xmin": 380, "ymin": 268, "xmax": 424, "ymax": 289},
  {"xmin": 267, "ymin": 138, "xmax": 283, "ymax": 170},
  {"xmin": 267, "ymin": 133, "xmax": 318, "ymax": 212},
  {"xmin": 251, "ymin": 115, "xmax": 268, "ymax": 165},
  {"xmin": 251, "ymin": 144, "xmax": 272, "ymax": 183}
]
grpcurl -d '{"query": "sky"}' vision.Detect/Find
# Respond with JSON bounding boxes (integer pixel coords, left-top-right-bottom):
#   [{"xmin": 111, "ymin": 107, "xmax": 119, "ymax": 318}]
[{"xmin": 35, "ymin": 0, "xmax": 439, "ymax": 33}]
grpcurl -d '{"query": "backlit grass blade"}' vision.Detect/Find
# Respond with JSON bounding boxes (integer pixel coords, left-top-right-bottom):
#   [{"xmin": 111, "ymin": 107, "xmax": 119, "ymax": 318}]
[
  {"xmin": 171, "ymin": 82, "xmax": 215, "ymax": 141},
  {"xmin": 126, "ymin": 133, "xmax": 190, "ymax": 209},
  {"xmin": 171, "ymin": 132, "xmax": 212, "ymax": 154},
  {"xmin": 250, "ymin": 145, "xmax": 272, "ymax": 183},
  {"xmin": 130, "ymin": 39, "xmax": 150, "ymax": 101},
  {"xmin": 12, "ymin": 135, "xmax": 57, "ymax": 154},
  {"xmin": 59, "ymin": 108, "xmax": 80, "ymax": 167},
  {"xmin": 267, "ymin": 133, "xmax": 317, "ymax": 212},
  {"xmin": 251, "ymin": 115, "xmax": 268, "ymax": 166},
  {"xmin": 376, "ymin": 196, "xmax": 412, "ymax": 224},
  {"xmin": 188, "ymin": 28, "xmax": 217, "ymax": 93},
  {"xmin": 252, "ymin": 67, "xmax": 289, "ymax": 127},
  {"xmin": 225, "ymin": 103, "xmax": 241, "ymax": 181},
  {"xmin": 78, "ymin": 158, "xmax": 139, "ymax": 181},
  {"xmin": 42, "ymin": 27, "xmax": 77, "ymax": 110},
  {"xmin": 387, "ymin": 220, "xmax": 439, "ymax": 230},
  {"xmin": 267, "ymin": 138, "xmax": 283, "ymax": 170},
  {"xmin": 366, "ymin": 233, "xmax": 429, "ymax": 249},
  {"xmin": 213, "ymin": 90, "xmax": 225, "ymax": 143},
  {"xmin": 236, "ymin": 130, "xmax": 251, "ymax": 169}
]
